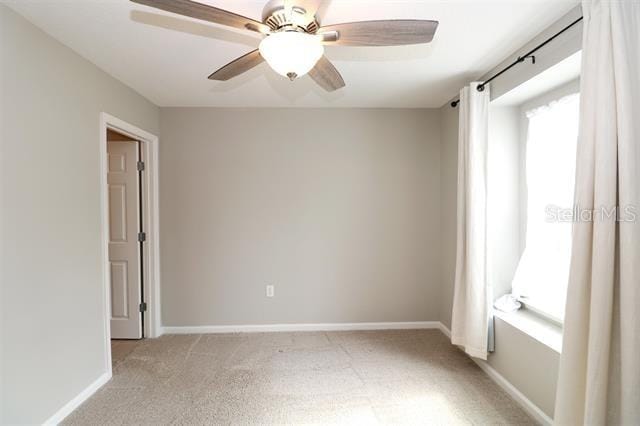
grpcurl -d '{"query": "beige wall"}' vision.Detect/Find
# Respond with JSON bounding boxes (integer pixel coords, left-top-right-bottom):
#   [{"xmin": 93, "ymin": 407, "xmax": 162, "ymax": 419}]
[
  {"xmin": 488, "ymin": 318, "xmax": 560, "ymax": 417},
  {"xmin": 438, "ymin": 104, "xmax": 458, "ymax": 330},
  {"xmin": 159, "ymin": 108, "xmax": 441, "ymax": 326},
  {"xmin": 1, "ymin": 5, "xmax": 159, "ymax": 424},
  {"xmin": 487, "ymin": 106, "xmax": 522, "ymax": 299}
]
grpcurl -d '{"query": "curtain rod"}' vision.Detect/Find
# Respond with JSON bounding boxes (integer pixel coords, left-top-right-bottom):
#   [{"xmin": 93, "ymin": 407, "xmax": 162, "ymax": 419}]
[{"xmin": 450, "ymin": 16, "xmax": 583, "ymax": 108}]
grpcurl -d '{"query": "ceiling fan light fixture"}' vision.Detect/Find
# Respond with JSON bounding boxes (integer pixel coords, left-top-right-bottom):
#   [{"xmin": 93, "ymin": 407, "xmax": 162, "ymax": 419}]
[
  {"xmin": 130, "ymin": 0, "xmax": 439, "ymax": 92},
  {"xmin": 258, "ymin": 31, "xmax": 324, "ymax": 79}
]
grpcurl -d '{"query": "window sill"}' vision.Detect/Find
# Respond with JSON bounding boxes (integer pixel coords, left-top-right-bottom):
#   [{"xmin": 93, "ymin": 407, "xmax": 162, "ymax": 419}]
[{"xmin": 493, "ymin": 308, "xmax": 563, "ymax": 353}]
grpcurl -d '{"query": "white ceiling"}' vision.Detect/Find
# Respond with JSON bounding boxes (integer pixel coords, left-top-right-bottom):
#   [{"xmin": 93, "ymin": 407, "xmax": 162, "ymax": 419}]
[{"xmin": 8, "ymin": 0, "xmax": 579, "ymax": 108}]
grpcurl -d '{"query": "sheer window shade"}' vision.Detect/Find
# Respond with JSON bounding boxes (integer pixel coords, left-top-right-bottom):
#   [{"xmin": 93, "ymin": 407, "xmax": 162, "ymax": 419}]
[{"xmin": 511, "ymin": 93, "xmax": 580, "ymax": 321}]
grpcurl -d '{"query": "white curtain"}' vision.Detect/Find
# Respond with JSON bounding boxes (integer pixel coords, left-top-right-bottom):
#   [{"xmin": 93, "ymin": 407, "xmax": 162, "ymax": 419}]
[
  {"xmin": 554, "ymin": 1, "xmax": 640, "ymax": 425},
  {"xmin": 451, "ymin": 82, "xmax": 492, "ymax": 360}
]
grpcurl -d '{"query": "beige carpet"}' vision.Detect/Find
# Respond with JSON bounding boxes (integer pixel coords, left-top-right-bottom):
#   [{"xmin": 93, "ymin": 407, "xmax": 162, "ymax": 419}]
[{"xmin": 64, "ymin": 330, "xmax": 535, "ymax": 425}]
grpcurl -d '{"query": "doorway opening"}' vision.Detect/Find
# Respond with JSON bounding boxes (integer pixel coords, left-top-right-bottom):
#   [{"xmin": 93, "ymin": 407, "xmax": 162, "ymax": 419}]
[
  {"xmin": 100, "ymin": 113, "xmax": 160, "ymax": 374},
  {"xmin": 106, "ymin": 129, "xmax": 145, "ymax": 340}
]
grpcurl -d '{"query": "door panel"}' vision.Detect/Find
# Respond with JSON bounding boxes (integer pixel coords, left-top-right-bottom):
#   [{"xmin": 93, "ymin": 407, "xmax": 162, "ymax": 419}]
[
  {"xmin": 108, "ymin": 184, "xmax": 127, "ymax": 242},
  {"xmin": 107, "ymin": 140, "xmax": 142, "ymax": 339},
  {"xmin": 110, "ymin": 261, "xmax": 129, "ymax": 318}
]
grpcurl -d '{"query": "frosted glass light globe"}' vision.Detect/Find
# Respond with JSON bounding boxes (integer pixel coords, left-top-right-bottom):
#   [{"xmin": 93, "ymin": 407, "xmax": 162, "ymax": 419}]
[{"xmin": 259, "ymin": 31, "xmax": 324, "ymax": 79}]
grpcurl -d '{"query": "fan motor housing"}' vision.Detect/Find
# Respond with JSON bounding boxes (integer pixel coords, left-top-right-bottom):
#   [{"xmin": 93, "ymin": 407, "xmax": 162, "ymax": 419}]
[{"xmin": 262, "ymin": 0, "xmax": 319, "ymax": 33}]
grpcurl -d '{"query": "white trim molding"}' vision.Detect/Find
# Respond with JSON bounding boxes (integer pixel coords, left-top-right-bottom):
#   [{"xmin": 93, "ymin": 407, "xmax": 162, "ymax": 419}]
[
  {"xmin": 472, "ymin": 358, "xmax": 553, "ymax": 426},
  {"xmin": 99, "ymin": 113, "xmax": 161, "ymax": 387},
  {"xmin": 438, "ymin": 322, "xmax": 452, "ymax": 338},
  {"xmin": 493, "ymin": 309, "xmax": 562, "ymax": 353},
  {"xmin": 161, "ymin": 321, "xmax": 441, "ymax": 335},
  {"xmin": 99, "ymin": 113, "xmax": 162, "ymax": 345},
  {"xmin": 438, "ymin": 323, "xmax": 552, "ymax": 426},
  {"xmin": 43, "ymin": 372, "xmax": 111, "ymax": 425}
]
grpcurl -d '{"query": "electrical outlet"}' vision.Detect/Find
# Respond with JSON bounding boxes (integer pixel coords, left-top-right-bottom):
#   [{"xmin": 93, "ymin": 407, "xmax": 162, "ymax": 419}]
[{"xmin": 266, "ymin": 285, "xmax": 275, "ymax": 298}]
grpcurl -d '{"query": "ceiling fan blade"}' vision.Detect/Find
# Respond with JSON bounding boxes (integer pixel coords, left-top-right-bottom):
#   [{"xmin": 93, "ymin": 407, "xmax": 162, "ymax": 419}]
[
  {"xmin": 308, "ymin": 56, "xmax": 345, "ymax": 92},
  {"xmin": 130, "ymin": 0, "xmax": 271, "ymax": 34},
  {"xmin": 318, "ymin": 20, "xmax": 438, "ymax": 46},
  {"xmin": 208, "ymin": 50, "xmax": 264, "ymax": 81}
]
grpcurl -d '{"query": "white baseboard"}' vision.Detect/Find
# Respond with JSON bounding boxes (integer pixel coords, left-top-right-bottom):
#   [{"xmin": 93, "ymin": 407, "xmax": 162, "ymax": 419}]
[
  {"xmin": 161, "ymin": 321, "xmax": 441, "ymax": 335},
  {"xmin": 437, "ymin": 323, "xmax": 552, "ymax": 426},
  {"xmin": 472, "ymin": 359, "xmax": 552, "ymax": 426},
  {"xmin": 43, "ymin": 371, "xmax": 111, "ymax": 425},
  {"xmin": 437, "ymin": 322, "xmax": 452, "ymax": 338}
]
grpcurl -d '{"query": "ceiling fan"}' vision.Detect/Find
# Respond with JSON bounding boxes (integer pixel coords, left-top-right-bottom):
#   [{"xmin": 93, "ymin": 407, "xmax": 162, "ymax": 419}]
[{"xmin": 130, "ymin": 0, "xmax": 439, "ymax": 92}]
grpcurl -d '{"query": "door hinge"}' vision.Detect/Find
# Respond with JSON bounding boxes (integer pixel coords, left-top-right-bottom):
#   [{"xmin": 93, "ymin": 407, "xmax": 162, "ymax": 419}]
[
  {"xmin": 138, "ymin": 232, "xmax": 146, "ymax": 242},
  {"xmin": 139, "ymin": 302, "xmax": 147, "ymax": 312},
  {"xmin": 137, "ymin": 161, "xmax": 145, "ymax": 171}
]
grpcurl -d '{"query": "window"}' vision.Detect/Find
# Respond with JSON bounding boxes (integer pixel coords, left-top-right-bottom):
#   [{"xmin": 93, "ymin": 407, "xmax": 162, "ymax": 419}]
[{"xmin": 511, "ymin": 93, "xmax": 580, "ymax": 322}]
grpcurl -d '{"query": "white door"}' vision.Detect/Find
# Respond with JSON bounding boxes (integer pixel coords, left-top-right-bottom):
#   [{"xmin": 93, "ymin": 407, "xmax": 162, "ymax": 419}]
[{"xmin": 107, "ymin": 140, "xmax": 142, "ymax": 339}]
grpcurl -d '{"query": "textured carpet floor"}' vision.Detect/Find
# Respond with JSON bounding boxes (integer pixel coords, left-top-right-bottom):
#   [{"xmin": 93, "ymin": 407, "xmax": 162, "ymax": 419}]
[{"xmin": 64, "ymin": 330, "xmax": 535, "ymax": 425}]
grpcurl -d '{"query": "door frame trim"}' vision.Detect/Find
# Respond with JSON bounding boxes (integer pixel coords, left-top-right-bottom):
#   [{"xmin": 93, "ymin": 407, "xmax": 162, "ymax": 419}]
[{"xmin": 99, "ymin": 113, "xmax": 161, "ymax": 371}]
